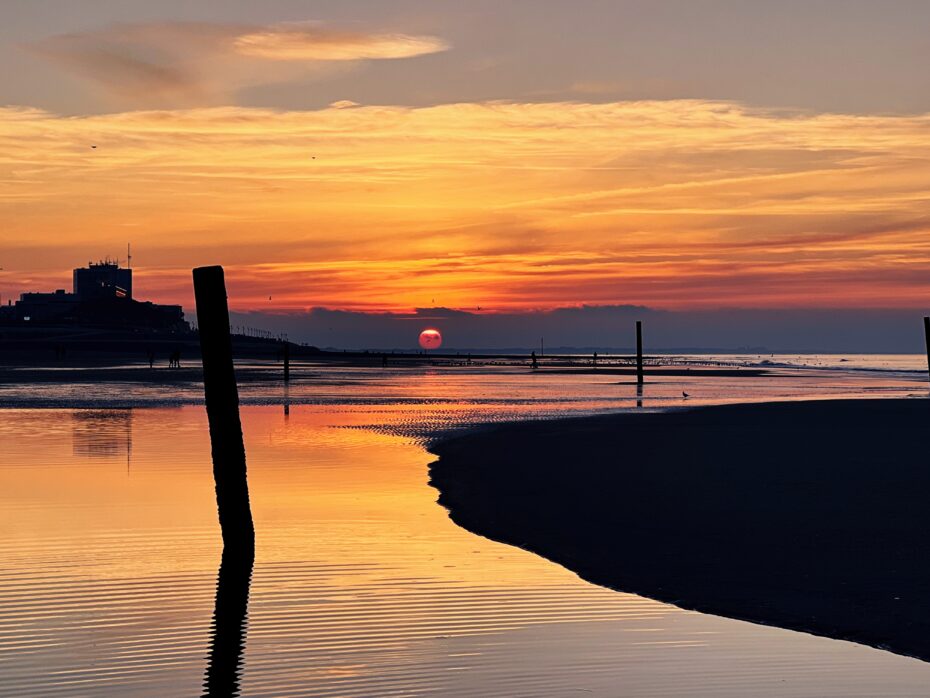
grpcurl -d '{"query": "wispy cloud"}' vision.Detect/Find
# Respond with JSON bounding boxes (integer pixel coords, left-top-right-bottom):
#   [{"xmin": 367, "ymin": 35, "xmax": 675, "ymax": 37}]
[
  {"xmin": 1, "ymin": 100, "xmax": 929, "ymax": 311},
  {"xmin": 233, "ymin": 23, "xmax": 448, "ymax": 61},
  {"xmin": 30, "ymin": 21, "xmax": 449, "ymax": 107}
]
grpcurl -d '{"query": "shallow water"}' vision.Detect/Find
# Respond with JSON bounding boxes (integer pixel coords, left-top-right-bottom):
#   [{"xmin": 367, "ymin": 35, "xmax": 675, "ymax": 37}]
[{"xmin": 2, "ymin": 359, "xmax": 930, "ymax": 696}]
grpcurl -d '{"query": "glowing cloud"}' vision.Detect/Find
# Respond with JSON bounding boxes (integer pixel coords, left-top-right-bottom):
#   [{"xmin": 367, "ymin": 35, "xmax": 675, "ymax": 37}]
[
  {"xmin": 233, "ymin": 23, "xmax": 449, "ymax": 61},
  {"xmin": 1, "ymin": 100, "xmax": 929, "ymax": 312}
]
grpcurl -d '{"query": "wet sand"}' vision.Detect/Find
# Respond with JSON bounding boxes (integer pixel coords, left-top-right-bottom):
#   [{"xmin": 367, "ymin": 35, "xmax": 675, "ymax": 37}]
[
  {"xmin": 429, "ymin": 398, "xmax": 930, "ymax": 662},
  {"xmin": 539, "ymin": 367, "xmax": 772, "ymax": 376}
]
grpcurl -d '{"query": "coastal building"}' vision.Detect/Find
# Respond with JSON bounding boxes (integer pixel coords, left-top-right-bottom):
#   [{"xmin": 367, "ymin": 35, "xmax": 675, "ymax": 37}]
[
  {"xmin": 73, "ymin": 261, "xmax": 132, "ymax": 301},
  {"xmin": 0, "ymin": 260, "xmax": 188, "ymax": 331}
]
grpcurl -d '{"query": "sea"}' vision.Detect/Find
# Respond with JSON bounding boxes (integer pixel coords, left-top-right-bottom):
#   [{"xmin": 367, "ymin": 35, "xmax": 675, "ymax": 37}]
[{"xmin": 1, "ymin": 354, "xmax": 928, "ymax": 696}]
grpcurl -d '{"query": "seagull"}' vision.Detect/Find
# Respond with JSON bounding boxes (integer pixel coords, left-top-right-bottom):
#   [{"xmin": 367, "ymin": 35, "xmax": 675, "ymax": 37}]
[
  {"xmin": 91, "ymin": 145, "xmax": 97, "ymax": 149},
  {"xmin": 682, "ymin": 391, "xmax": 690, "ymax": 398}
]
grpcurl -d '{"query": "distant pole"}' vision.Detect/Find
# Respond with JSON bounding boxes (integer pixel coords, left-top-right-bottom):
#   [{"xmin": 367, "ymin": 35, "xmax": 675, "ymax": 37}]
[
  {"xmin": 283, "ymin": 341, "xmax": 290, "ymax": 383},
  {"xmin": 924, "ymin": 316, "xmax": 930, "ymax": 385},
  {"xmin": 636, "ymin": 320, "xmax": 644, "ymax": 386},
  {"xmin": 193, "ymin": 265, "xmax": 255, "ymax": 551}
]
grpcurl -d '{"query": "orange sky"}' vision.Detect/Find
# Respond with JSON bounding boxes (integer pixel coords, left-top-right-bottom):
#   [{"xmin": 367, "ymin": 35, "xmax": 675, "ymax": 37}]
[{"xmin": 2, "ymin": 99, "xmax": 929, "ymax": 312}]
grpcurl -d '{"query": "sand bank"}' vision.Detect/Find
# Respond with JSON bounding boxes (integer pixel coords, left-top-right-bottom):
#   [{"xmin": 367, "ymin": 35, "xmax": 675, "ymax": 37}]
[{"xmin": 429, "ymin": 398, "xmax": 930, "ymax": 661}]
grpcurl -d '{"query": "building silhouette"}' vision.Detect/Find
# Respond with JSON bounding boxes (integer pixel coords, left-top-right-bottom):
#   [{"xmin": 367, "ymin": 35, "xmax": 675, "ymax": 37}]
[
  {"xmin": 0, "ymin": 259, "xmax": 187, "ymax": 331},
  {"xmin": 73, "ymin": 261, "xmax": 132, "ymax": 301}
]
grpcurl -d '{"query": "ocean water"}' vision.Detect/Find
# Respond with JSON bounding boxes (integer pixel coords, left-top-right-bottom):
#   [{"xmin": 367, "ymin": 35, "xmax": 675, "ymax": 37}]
[{"xmin": 1, "ymin": 356, "xmax": 929, "ymax": 696}]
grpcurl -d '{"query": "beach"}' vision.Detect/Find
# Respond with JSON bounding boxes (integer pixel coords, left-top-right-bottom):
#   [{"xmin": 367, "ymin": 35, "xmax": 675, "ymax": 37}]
[
  {"xmin": 3, "ymin": 361, "xmax": 930, "ymax": 695},
  {"xmin": 429, "ymin": 397, "xmax": 930, "ymax": 662}
]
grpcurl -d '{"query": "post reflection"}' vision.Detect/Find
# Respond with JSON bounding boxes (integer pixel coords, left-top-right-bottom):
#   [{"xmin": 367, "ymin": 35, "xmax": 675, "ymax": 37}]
[
  {"xmin": 71, "ymin": 409, "xmax": 133, "ymax": 460},
  {"xmin": 636, "ymin": 382, "xmax": 643, "ymax": 408},
  {"xmin": 201, "ymin": 546, "xmax": 255, "ymax": 698}
]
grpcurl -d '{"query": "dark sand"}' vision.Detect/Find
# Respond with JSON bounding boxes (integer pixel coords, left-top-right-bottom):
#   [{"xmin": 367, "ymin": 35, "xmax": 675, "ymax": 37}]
[{"xmin": 429, "ymin": 399, "xmax": 930, "ymax": 662}]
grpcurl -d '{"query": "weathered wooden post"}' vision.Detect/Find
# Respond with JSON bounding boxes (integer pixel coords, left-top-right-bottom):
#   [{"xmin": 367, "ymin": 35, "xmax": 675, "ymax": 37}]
[
  {"xmin": 283, "ymin": 341, "xmax": 290, "ymax": 383},
  {"xmin": 193, "ymin": 265, "xmax": 255, "ymax": 550},
  {"xmin": 924, "ymin": 316, "xmax": 930, "ymax": 385},
  {"xmin": 636, "ymin": 320, "xmax": 644, "ymax": 386}
]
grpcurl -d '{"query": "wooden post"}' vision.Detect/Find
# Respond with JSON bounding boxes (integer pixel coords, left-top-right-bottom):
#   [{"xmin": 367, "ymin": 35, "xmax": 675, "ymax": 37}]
[
  {"xmin": 283, "ymin": 342, "xmax": 290, "ymax": 383},
  {"xmin": 193, "ymin": 266, "xmax": 255, "ymax": 550},
  {"xmin": 636, "ymin": 320, "xmax": 644, "ymax": 385},
  {"xmin": 924, "ymin": 316, "xmax": 930, "ymax": 385}
]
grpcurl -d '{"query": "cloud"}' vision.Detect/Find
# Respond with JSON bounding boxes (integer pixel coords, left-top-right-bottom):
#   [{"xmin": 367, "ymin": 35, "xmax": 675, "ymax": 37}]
[
  {"xmin": 1, "ymin": 99, "xmax": 929, "ymax": 313},
  {"xmin": 233, "ymin": 23, "xmax": 448, "ymax": 61},
  {"xmin": 29, "ymin": 21, "xmax": 448, "ymax": 107},
  {"xmin": 228, "ymin": 305, "xmax": 929, "ymax": 353}
]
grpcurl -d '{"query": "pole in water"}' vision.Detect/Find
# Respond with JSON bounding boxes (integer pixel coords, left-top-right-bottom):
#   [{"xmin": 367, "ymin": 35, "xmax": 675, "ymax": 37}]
[
  {"xmin": 193, "ymin": 265, "xmax": 255, "ymax": 550},
  {"xmin": 283, "ymin": 341, "xmax": 290, "ymax": 383},
  {"xmin": 636, "ymin": 320, "xmax": 644, "ymax": 386},
  {"xmin": 924, "ymin": 316, "xmax": 930, "ymax": 386}
]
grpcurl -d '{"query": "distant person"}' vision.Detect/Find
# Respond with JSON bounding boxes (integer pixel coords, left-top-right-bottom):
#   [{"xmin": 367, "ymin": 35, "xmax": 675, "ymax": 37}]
[
  {"xmin": 593, "ymin": 351, "xmax": 598, "ymax": 368},
  {"xmin": 531, "ymin": 351, "xmax": 538, "ymax": 370},
  {"xmin": 147, "ymin": 350, "xmax": 155, "ymax": 369}
]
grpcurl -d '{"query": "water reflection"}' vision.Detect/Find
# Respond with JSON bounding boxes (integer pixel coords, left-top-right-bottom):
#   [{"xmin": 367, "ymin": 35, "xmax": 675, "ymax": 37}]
[
  {"xmin": 71, "ymin": 409, "xmax": 133, "ymax": 462},
  {"xmin": 6, "ymin": 400, "xmax": 930, "ymax": 696},
  {"xmin": 202, "ymin": 546, "xmax": 254, "ymax": 698}
]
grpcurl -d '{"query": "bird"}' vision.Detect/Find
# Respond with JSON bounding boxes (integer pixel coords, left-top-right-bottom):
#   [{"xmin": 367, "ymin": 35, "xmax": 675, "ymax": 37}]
[
  {"xmin": 268, "ymin": 295, "xmax": 272, "ymax": 301},
  {"xmin": 682, "ymin": 391, "xmax": 690, "ymax": 398},
  {"xmin": 90, "ymin": 145, "xmax": 97, "ymax": 149}
]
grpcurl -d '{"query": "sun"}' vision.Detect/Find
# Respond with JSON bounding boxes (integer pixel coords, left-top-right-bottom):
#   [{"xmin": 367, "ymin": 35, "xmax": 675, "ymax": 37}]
[{"xmin": 418, "ymin": 328, "xmax": 442, "ymax": 350}]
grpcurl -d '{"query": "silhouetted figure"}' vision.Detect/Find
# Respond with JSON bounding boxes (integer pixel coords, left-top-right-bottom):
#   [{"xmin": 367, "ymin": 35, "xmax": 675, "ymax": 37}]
[
  {"xmin": 147, "ymin": 350, "xmax": 155, "ymax": 369},
  {"xmin": 593, "ymin": 351, "xmax": 598, "ymax": 368},
  {"xmin": 531, "ymin": 351, "xmax": 538, "ymax": 370},
  {"xmin": 201, "ymin": 546, "xmax": 254, "ymax": 698}
]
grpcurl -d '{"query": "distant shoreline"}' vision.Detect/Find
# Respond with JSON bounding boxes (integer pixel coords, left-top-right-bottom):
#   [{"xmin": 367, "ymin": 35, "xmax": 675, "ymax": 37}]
[{"xmin": 429, "ymin": 398, "xmax": 930, "ymax": 663}]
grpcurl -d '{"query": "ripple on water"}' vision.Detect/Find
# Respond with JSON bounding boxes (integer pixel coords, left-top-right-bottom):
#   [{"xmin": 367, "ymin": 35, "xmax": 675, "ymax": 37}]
[{"xmin": 2, "ymin": 370, "xmax": 930, "ymax": 696}]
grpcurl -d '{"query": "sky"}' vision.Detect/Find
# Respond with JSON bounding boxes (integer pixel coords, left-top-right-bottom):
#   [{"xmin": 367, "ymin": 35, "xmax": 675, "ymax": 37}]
[{"xmin": 2, "ymin": 1, "xmax": 929, "ymax": 348}]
